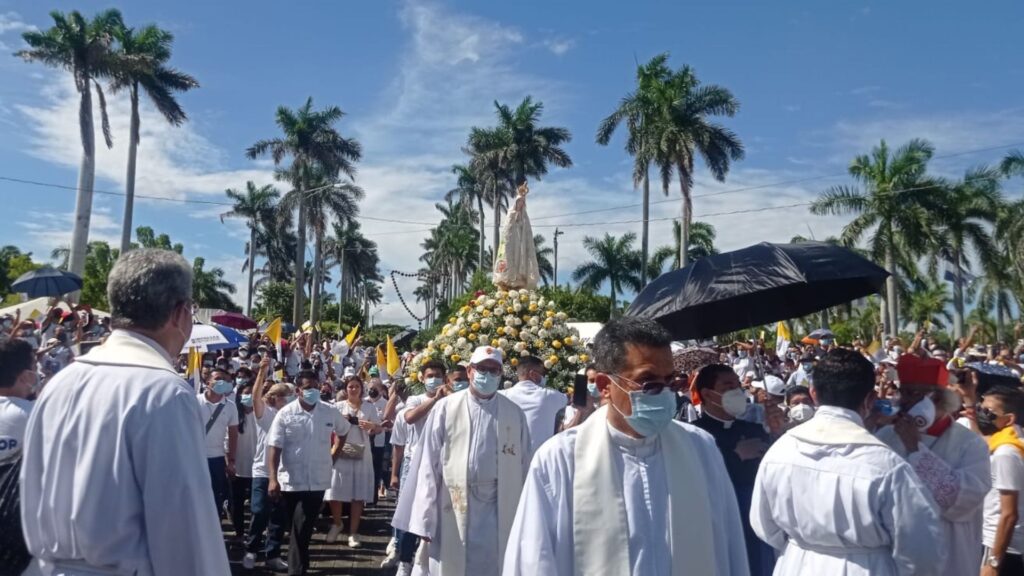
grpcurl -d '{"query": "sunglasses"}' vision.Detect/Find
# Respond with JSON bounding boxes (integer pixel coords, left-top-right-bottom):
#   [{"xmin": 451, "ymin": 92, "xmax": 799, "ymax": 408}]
[{"xmin": 611, "ymin": 373, "xmax": 687, "ymax": 396}]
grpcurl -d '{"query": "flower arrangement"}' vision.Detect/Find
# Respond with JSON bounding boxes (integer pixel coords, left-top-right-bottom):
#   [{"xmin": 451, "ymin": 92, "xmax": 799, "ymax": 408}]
[{"xmin": 411, "ymin": 288, "xmax": 587, "ymax": 390}]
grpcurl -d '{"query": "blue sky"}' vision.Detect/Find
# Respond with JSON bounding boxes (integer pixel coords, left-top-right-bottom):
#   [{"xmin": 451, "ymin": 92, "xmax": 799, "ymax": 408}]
[{"xmin": 1, "ymin": 0, "xmax": 1023, "ymax": 325}]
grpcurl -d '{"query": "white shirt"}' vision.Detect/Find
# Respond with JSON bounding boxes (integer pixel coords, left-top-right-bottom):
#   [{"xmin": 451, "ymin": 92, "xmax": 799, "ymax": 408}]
[
  {"xmin": 20, "ymin": 330, "xmax": 229, "ymax": 575},
  {"xmin": 502, "ymin": 379, "xmax": 567, "ymax": 455},
  {"xmin": 984, "ymin": 442, "xmax": 1024, "ymax": 554},
  {"xmin": 366, "ymin": 396, "xmax": 388, "ymax": 447},
  {"xmin": 786, "ymin": 367, "xmax": 813, "ymax": 388},
  {"xmin": 751, "ymin": 406, "xmax": 946, "ymax": 576},
  {"xmin": 197, "ymin": 393, "xmax": 239, "ymax": 458},
  {"xmin": 251, "ymin": 406, "xmax": 277, "ymax": 479},
  {"xmin": 502, "ymin": 420, "xmax": 750, "ymax": 576},
  {"xmin": 233, "ymin": 410, "xmax": 258, "ymax": 477},
  {"xmin": 0, "ymin": 396, "xmax": 32, "ymax": 463},
  {"xmin": 267, "ymin": 399, "xmax": 349, "ymax": 492}
]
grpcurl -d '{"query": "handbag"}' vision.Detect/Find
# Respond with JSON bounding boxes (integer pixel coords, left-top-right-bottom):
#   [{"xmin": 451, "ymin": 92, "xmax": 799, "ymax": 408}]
[{"xmin": 338, "ymin": 441, "xmax": 365, "ymax": 460}]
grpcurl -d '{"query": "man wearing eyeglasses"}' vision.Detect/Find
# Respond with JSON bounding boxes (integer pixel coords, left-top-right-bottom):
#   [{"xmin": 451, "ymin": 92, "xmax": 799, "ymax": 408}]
[
  {"xmin": 397, "ymin": 345, "xmax": 530, "ymax": 576},
  {"xmin": 503, "ymin": 317, "xmax": 751, "ymax": 576}
]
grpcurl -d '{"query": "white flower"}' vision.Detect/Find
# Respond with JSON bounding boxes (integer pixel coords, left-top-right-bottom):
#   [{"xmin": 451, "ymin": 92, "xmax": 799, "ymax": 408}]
[
  {"xmin": 514, "ymin": 342, "xmax": 527, "ymax": 352},
  {"xmin": 520, "ymin": 349, "xmax": 531, "ymax": 357},
  {"xmin": 544, "ymin": 360, "xmax": 554, "ymax": 369},
  {"xmin": 538, "ymin": 329, "xmax": 549, "ymax": 339},
  {"xmin": 538, "ymin": 297, "xmax": 546, "ymax": 307},
  {"xmin": 505, "ymin": 316, "xmax": 516, "ymax": 326},
  {"xmin": 556, "ymin": 312, "xmax": 568, "ymax": 321},
  {"xmin": 444, "ymin": 345, "xmax": 454, "ymax": 356},
  {"xmin": 529, "ymin": 317, "xmax": 540, "ymax": 326},
  {"xmin": 513, "ymin": 302, "xmax": 523, "ymax": 313},
  {"xmin": 480, "ymin": 318, "xmax": 492, "ymax": 329},
  {"xmin": 486, "ymin": 298, "xmax": 496, "ymax": 307},
  {"xmin": 568, "ymin": 355, "xmax": 579, "ymax": 363},
  {"xmin": 493, "ymin": 307, "xmax": 505, "ymax": 317},
  {"xmin": 476, "ymin": 305, "xmax": 484, "ymax": 313},
  {"xmin": 547, "ymin": 301, "xmax": 556, "ymax": 309},
  {"xmin": 467, "ymin": 313, "xmax": 478, "ymax": 323},
  {"xmin": 456, "ymin": 337, "xmax": 467, "ymax": 347},
  {"xmin": 456, "ymin": 317, "xmax": 465, "ymax": 326},
  {"xmin": 513, "ymin": 317, "xmax": 523, "ymax": 326},
  {"xmin": 498, "ymin": 338, "xmax": 508, "ymax": 348}
]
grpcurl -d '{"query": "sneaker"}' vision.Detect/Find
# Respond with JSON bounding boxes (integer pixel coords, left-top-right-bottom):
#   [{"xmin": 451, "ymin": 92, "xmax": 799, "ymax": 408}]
[
  {"xmin": 325, "ymin": 524, "xmax": 343, "ymax": 543},
  {"xmin": 265, "ymin": 558, "xmax": 289, "ymax": 572},
  {"xmin": 348, "ymin": 534, "xmax": 362, "ymax": 548},
  {"xmin": 380, "ymin": 551, "xmax": 399, "ymax": 568},
  {"xmin": 242, "ymin": 553, "xmax": 256, "ymax": 570},
  {"xmin": 396, "ymin": 561, "xmax": 413, "ymax": 576},
  {"xmin": 385, "ymin": 538, "xmax": 397, "ymax": 557}
]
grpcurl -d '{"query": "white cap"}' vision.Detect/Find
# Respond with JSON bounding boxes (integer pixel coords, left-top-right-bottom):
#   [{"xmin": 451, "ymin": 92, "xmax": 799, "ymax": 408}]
[
  {"xmin": 753, "ymin": 375, "xmax": 787, "ymax": 397},
  {"xmin": 469, "ymin": 345, "xmax": 503, "ymax": 366},
  {"xmin": 343, "ymin": 366, "xmax": 356, "ymax": 378}
]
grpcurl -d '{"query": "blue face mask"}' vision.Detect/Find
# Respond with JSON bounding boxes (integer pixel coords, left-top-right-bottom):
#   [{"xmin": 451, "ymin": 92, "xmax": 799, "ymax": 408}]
[
  {"xmin": 211, "ymin": 380, "xmax": 233, "ymax": 395},
  {"xmin": 236, "ymin": 378, "xmax": 249, "ymax": 387},
  {"xmin": 611, "ymin": 380, "xmax": 677, "ymax": 437},
  {"xmin": 424, "ymin": 377, "xmax": 442, "ymax": 392},
  {"xmin": 452, "ymin": 379, "xmax": 470, "ymax": 392},
  {"xmin": 240, "ymin": 394, "xmax": 253, "ymax": 408},
  {"xmin": 587, "ymin": 382, "xmax": 599, "ymax": 398},
  {"xmin": 538, "ymin": 375, "xmax": 548, "ymax": 387},
  {"xmin": 284, "ymin": 394, "xmax": 297, "ymax": 405},
  {"xmin": 301, "ymin": 388, "xmax": 320, "ymax": 405},
  {"xmin": 472, "ymin": 371, "xmax": 501, "ymax": 396}
]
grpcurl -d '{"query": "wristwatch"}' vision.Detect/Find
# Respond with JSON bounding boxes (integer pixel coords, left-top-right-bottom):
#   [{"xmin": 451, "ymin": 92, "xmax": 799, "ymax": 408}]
[{"xmin": 988, "ymin": 554, "xmax": 1000, "ymax": 568}]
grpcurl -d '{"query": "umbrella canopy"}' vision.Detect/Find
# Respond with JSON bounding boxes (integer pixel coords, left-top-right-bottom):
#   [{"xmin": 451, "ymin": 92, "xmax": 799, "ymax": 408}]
[
  {"xmin": 966, "ymin": 362, "xmax": 1021, "ymax": 395},
  {"xmin": 11, "ymin": 266, "xmax": 83, "ymax": 298},
  {"xmin": 808, "ymin": 328, "xmax": 835, "ymax": 341},
  {"xmin": 627, "ymin": 242, "xmax": 889, "ymax": 340},
  {"xmin": 672, "ymin": 346, "xmax": 722, "ymax": 374},
  {"xmin": 211, "ymin": 310, "xmax": 257, "ymax": 330},
  {"xmin": 181, "ymin": 323, "xmax": 248, "ymax": 353}
]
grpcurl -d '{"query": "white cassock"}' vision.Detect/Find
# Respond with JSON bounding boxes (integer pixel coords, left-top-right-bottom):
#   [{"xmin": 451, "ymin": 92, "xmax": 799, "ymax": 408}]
[
  {"xmin": 751, "ymin": 405, "xmax": 946, "ymax": 576},
  {"xmin": 393, "ymin": 389, "xmax": 529, "ymax": 576},
  {"xmin": 19, "ymin": 329, "xmax": 230, "ymax": 576},
  {"xmin": 876, "ymin": 419, "xmax": 991, "ymax": 576},
  {"xmin": 502, "ymin": 406, "xmax": 751, "ymax": 576}
]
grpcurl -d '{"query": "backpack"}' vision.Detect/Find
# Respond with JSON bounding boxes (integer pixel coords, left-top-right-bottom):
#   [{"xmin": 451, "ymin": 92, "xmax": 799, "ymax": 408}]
[{"xmin": 0, "ymin": 456, "xmax": 31, "ymax": 575}]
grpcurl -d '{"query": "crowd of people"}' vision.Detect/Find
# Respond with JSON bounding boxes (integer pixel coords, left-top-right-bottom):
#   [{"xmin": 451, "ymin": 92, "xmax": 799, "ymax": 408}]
[{"xmin": 2, "ymin": 247, "xmax": 1024, "ymax": 576}]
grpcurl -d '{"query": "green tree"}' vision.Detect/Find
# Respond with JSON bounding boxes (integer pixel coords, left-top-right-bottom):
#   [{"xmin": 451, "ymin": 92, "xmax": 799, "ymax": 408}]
[
  {"xmin": 253, "ymin": 281, "xmax": 294, "ymax": 321},
  {"xmin": 572, "ymin": 233, "xmax": 642, "ymax": 317},
  {"xmin": 192, "ymin": 257, "xmax": 237, "ymax": 311},
  {"xmin": 17, "ymin": 9, "xmax": 125, "ymax": 277},
  {"xmin": 538, "ymin": 285, "xmax": 613, "ymax": 323},
  {"xmin": 326, "ymin": 221, "xmax": 381, "ymax": 318},
  {"xmin": 80, "ymin": 241, "xmax": 119, "ymax": 308},
  {"xmin": 447, "ymin": 164, "xmax": 488, "ymax": 269},
  {"xmin": 0, "ymin": 247, "xmax": 40, "ymax": 302},
  {"xmin": 810, "ymin": 139, "xmax": 941, "ymax": 337},
  {"xmin": 135, "ymin": 225, "xmax": 184, "ymax": 253},
  {"xmin": 650, "ymin": 220, "xmax": 719, "ymax": 275},
  {"xmin": 468, "ymin": 97, "xmax": 572, "ymax": 257},
  {"xmin": 222, "ymin": 182, "xmax": 279, "ymax": 316},
  {"xmin": 906, "ymin": 278, "xmax": 952, "ymax": 330},
  {"xmin": 421, "ymin": 199, "xmax": 480, "ymax": 305},
  {"xmin": 110, "ymin": 23, "xmax": 198, "ymax": 254},
  {"xmin": 247, "ymin": 97, "xmax": 362, "ymax": 325}
]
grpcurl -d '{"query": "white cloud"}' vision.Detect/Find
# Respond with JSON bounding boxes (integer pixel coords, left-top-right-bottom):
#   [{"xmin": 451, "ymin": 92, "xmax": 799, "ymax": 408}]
[
  {"xmin": 544, "ymin": 38, "xmax": 575, "ymax": 56},
  {"xmin": 0, "ymin": 12, "xmax": 34, "ymax": 35}
]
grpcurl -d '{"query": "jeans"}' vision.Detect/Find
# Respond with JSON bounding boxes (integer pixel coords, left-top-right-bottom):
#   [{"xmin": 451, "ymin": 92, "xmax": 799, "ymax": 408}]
[
  {"xmin": 284, "ymin": 490, "xmax": 325, "ymax": 576},
  {"xmin": 206, "ymin": 457, "xmax": 228, "ymax": 517},
  {"xmin": 393, "ymin": 456, "xmax": 419, "ymax": 562},
  {"xmin": 229, "ymin": 476, "xmax": 251, "ymax": 536},
  {"xmin": 371, "ymin": 445, "xmax": 385, "ymax": 503},
  {"xmin": 246, "ymin": 477, "xmax": 284, "ymax": 559}
]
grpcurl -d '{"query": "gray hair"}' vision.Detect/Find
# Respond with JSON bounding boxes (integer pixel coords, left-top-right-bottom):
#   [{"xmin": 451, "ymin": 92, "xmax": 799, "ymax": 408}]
[{"xmin": 108, "ymin": 249, "xmax": 193, "ymax": 331}]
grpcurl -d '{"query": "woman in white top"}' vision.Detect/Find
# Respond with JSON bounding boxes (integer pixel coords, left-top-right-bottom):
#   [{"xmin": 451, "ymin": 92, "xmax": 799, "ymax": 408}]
[
  {"xmin": 229, "ymin": 374, "xmax": 257, "ymax": 538},
  {"xmin": 325, "ymin": 376, "xmax": 382, "ymax": 548}
]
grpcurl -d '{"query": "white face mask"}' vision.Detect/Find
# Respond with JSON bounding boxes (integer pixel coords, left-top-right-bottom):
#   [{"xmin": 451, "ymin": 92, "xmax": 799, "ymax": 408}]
[
  {"xmin": 907, "ymin": 396, "xmax": 936, "ymax": 431},
  {"xmin": 788, "ymin": 403, "xmax": 815, "ymax": 423},
  {"xmin": 719, "ymin": 388, "xmax": 749, "ymax": 418}
]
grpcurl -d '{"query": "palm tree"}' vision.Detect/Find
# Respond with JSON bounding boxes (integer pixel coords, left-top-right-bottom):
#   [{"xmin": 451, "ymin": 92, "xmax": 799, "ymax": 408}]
[
  {"xmin": 652, "ymin": 63, "xmax": 743, "ymax": 269},
  {"xmin": 975, "ymin": 251, "xmax": 1017, "ymax": 342},
  {"xmin": 655, "ymin": 220, "xmax": 720, "ymax": 272},
  {"xmin": 929, "ymin": 166, "xmax": 1002, "ymax": 339},
  {"xmin": 533, "ymin": 234, "xmax": 555, "ymax": 286},
  {"xmin": 192, "ymin": 257, "xmax": 237, "ymax": 310},
  {"xmin": 468, "ymin": 97, "xmax": 572, "ymax": 257},
  {"xmin": 421, "ymin": 200, "xmax": 480, "ymax": 303},
  {"xmin": 326, "ymin": 221, "xmax": 380, "ymax": 306},
  {"xmin": 906, "ymin": 278, "xmax": 953, "ymax": 331},
  {"xmin": 572, "ymin": 233, "xmax": 642, "ymax": 317},
  {"xmin": 597, "ymin": 55, "xmax": 674, "ymax": 286},
  {"xmin": 647, "ymin": 245, "xmax": 676, "ymax": 278},
  {"xmin": 221, "ymin": 182, "xmax": 279, "ymax": 316},
  {"xmin": 110, "ymin": 24, "xmax": 198, "ymax": 255},
  {"xmin": 246, "ymin": 97, "xmax": 361, "ymax": 325},
  {"xmin": 810, "ymin": 139, "xmax": 941, "ymax": 337},
  {"xmin": 17, "ymin": 9, "xmax": 125, "ymax": 277},
  {"xmin": 447, "ymin": 164, "xmax": 488, "ymax": 269}
]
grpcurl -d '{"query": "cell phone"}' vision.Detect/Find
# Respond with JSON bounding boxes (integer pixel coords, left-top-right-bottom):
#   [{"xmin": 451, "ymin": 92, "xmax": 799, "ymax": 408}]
[
  {"xmin": 873, "ymin": 399, "xmax": 900, "ymax": 417},
  {"xmin": 572, "ymin": 373, "xmax": 589, "ymax": 407},
  {"xmin": 347, "ymin": 414, "xmax": 359, "ymax": 425}
]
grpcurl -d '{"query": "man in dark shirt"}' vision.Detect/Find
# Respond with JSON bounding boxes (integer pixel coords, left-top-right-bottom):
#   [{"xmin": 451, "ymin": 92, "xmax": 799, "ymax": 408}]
[{"xmin": 693, "ymin": 363, "xmax": 774, "ymax": 576}]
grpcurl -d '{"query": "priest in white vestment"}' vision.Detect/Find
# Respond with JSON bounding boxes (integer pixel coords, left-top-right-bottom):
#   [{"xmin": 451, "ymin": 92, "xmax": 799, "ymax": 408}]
[
  {"xmin": 875, "ymin": 353, "xmax": 991, "ymax": 576},
  {"xmin": 751, "ymin": 348, "xmax": 946, "ymax": 576},
  {"xmin": 395, "ymin": 345, "xmax": 530, "ymax": 576},
  {"xmin": 20, "ymin": 249, "xmax": 230, "ymax": 576},
  {"xmin": 503, "ymin": 317, "xmax": 751, "ymax": 576}
]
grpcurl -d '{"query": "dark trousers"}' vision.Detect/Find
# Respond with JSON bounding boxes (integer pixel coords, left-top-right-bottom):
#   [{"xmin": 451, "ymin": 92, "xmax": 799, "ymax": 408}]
[
  {"xmin": 207, "ymin": 457, "xmax": 228, "ymax": 517},
  {"xmin": 371, "ymin": 445, "xmax": 385, "ymax": 503},
  {"xmin": 229, "ymin": 476, "xmax": 251, "ymax": 536},
  {"xmin": 284, "ymin": 490, "xmax": 325, "ymax": 576},
  {"xmin": 246, "ymin": 478, "xmax": 285, "ymax": 559}
]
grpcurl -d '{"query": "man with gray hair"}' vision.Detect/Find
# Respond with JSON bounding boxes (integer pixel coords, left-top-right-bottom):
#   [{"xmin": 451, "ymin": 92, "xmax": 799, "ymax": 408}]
[{"xmin": 20, "ymin": 249, "xmax": 230, "ymax": 575}]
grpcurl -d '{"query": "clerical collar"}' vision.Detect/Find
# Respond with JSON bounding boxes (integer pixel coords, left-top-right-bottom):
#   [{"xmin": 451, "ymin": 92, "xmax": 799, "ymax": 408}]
[
  {"xmin": 703, "ymin": 410, "xmax": 735, "ymax": 429},
  {"xmin": 925, "ymin": 414, "xmax": 954, "ymax": 438},
  {"xmin": 605, "ymin": 420, "xmax": 658, "ymax": 457},
  {"xmin": 815, "ymin": 405, "xmax": 865, "ymax": 427},
  {"xmin": 116, "ymin": 329, "xmax": 174, "ymax": 365}
]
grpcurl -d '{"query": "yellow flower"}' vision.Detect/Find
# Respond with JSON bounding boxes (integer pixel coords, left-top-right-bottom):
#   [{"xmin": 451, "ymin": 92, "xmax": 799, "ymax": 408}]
[
  {"xmin": 471, "ymin": 322, "xmax": 481, "ymax": 331},
  {"xmin": 498, "ymin": 300, "xmax": 506, "ymax": 307},
  {"xmin": 421, "ymin": 357, "xmax": 429, "ymax": 365},
  {"xmin": 459, "ymin": 329, "xmax": 467, "ymax": 337},
  {"xmin": 529, "ymin": 303, "xmax": 538, "ymax": 312},
  {"xmin": 564, "ymin": 337, "xmax": 575, "ymax": 345},
  {"xmin": 580, "ymin": 354, "xmax": 589, "ymax": 363},
  {"xmin": 520, "ymin": 294, "xmax": 529, "ymax": 302},
  {"xmin": 510, "ymin": 358, "xmax": 519, "ymax": 367},
  {"xmin": 534, "ymin": 340, "xmax": 545, "ymax": 349},
  {"xmin": 467, "ymin": 333, "xmax": 477, "ymax": 342},
  {"xmin": 548, "ymin": 355, "xmax": 559, "ymax": 364},
  {"xmin": 543, "ymin": 319, "xmax": 553, "ymax": 329},
  {"xmin": 481, "ymin": 310, "xmax": 491, "ymax": 317},
  {"xmin": 449, "ymin": 317, "xmax": 457, "ymax": 323},
  {"xmin": 451, "ymin": 354, "xmax": 461, "ymax": 362},
  {"xmin": 460, "ymin": 306, "xmax": 470, "ymax": 314},
  {"xmin": 546, "ymin": 310, "xmax": 555, "ymax": 317},
  {"xmin": 491, "ymin": 339, "xmax": 500, "ymax": 347},
  {"xmin": 552, "ymin": 341, "xmax": 562, "ymax": 349}
]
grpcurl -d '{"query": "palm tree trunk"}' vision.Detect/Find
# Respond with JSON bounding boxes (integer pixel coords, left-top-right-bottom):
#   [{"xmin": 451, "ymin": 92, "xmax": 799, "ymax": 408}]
[
  {"xmin": 679, "ymin": 193, "xmax": 691, "ymax": 269},
  {"xmin": 610, "ymin": 284, "xmax": 618, "ymax": 318},
  {"xmin": 996, "ymin": 298, "xmax": 1006, "ymax": 343},
  {"xmin": 338, "ymin": 248, "xmax": 346, "ymax": 303},
  {"xmin": 952, "ymin": 248, "xmax": 965, "ymax": 341},
  {"xmin": 478, "ymin": 195, "xmax": 486, "ymax": 269},
  {"xmin": 640, "ymin": 171, "xmax": 650, "ymax": 286},
  {"xmin": 885, "ymin": 247, "xmax": 898, "ymax": 338},
  {"xmin": 120, "ymin": 85, "xmax": 140, "ymax": 256},
  {"xmin": 493, "ymin": 196, "xmax": 502, "ymax": 264},
  {"xmin": 246, "ymin": 227, "xmax": 256, "ymax": 317},
  {"xmin": 293, "ymin": 185, "xmax": 306, "ymax": 326},
  {"xmin": 69, "ymin": 84, "xmax": 97, "ymax": 281},
  {"xmin": 310, "ymin": 232, "xmax": 323, "ymax": 328}
]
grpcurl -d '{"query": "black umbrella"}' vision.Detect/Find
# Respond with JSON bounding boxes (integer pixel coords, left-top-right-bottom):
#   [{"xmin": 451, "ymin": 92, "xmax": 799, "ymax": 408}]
[
  {"xmin": 808, "ymin": 328, "xmax": 835, "ymax": 341},
  {"xmin": 11, "ymin": 266, "xmax": 83, "ymax": 298},
  {"xmin": 627, "ymin": 242, "xmax": 889, "ymax": 340}
]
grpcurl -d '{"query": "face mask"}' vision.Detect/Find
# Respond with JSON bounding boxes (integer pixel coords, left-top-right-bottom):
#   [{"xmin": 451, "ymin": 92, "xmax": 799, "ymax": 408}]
[
  {"xmin": 240, "ymin": 394, "xmax": 253, "ymax": 408},
  {"xmin": 301, "ymin": 388, "xmax": 321, "ymax": 406},
  {"xmin": 239, "ymin": 352, "xmax": 249, "ymax": 359},
  {"xmin": 907, "ymin": 396, "xmax": 936, "ymax": 430},
  {"xmin": 1, "ymin": 320, "xmax": 11, "ymax": 329},
  {"xmin": 801, "ymin": 363, "xmax": 813, "ymax": 373},
  {"xmin": 610, "ymin": 381, "xmax": 677, "ymax": 437},
  {"xmin": 788, "ymin": 403, "xmax": 815, "ymax": 422},
  {"xmin": 284, "ymin": 394, "xmax": 297, "ymax": 405},
  {"xmin": 537, "ymin": 375, "xmax": 548, "ymax": 387},
  {"xmin": 472, "ymin": 371, "xmax": 501, "ymax": 395},
  {"xmin": 738, "ymin": 350, "xmax": 748, "ymax": 359},
  {"xmin": 719, "ymin": 388, "xmax": 750, "ymax": 417},
  {"xmin": 211, "ymin": 380, "xmax": 233, "ymax": 395},
  {"xmin": 369, "ymin": 389, "xmax": 380, "ymax": 399},
  {"xmin": 235, "ymin": 378, "xmax": 249, "ymax": 387},
  {"xmin": 976, "ymin": 408, "xmax": 1004, "ymax": 436},
  {"xmin": 587, "ymin": 382, "xmax": 599, "ymax": 397},
  {"xmin": 452, "ymin": 379, "xmax": 470, "ymax": 392},
  {"xmin": 424, "ymin": 377, "xmax": 442, "ymax": 392}
]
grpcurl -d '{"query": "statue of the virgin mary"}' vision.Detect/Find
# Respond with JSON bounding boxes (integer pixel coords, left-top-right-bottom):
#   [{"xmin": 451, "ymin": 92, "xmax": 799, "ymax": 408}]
[{"xmin": 492, "ymin": 182, "xmax": 540, "ymax": 291}]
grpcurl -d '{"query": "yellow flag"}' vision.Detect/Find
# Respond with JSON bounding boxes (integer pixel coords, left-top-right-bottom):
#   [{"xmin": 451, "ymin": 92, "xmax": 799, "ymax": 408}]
[
  {"xmin": 776, "ymin": 321, "xmax": 791, "ymax": 357},
  {"xmin": 345, "ymin": 323, "xmax": 361, "ymax": 346},
  {"xmin": 186, "ymin": 346, "xmax": 202, "ymax": 389},
  {"xmin": 265, "ymin": 317, "xmax": 282, "ymax": 345},
  {"xmin": 376, "ymin": 344, "xmax": 387, "ymax": 372},
  {"xmin": 387, "ymin": 335, "xmax": 400, "ymax": 376}
]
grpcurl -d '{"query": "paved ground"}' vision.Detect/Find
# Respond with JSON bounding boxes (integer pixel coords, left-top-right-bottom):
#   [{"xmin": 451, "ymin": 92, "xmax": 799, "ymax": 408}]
[{"xmin": 226, "ymin": 499, "xmax": 396, "ymax": 576}]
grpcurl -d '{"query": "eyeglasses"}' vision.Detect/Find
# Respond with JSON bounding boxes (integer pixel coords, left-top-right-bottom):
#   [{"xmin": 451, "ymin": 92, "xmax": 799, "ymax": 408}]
[
  {"xmin": 472, "ymin": 364, "xmax": 502, "ymax": 377},
  {"xmin": 611, "ymin": 373, "xmax": 687, "ymax": 395}
]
